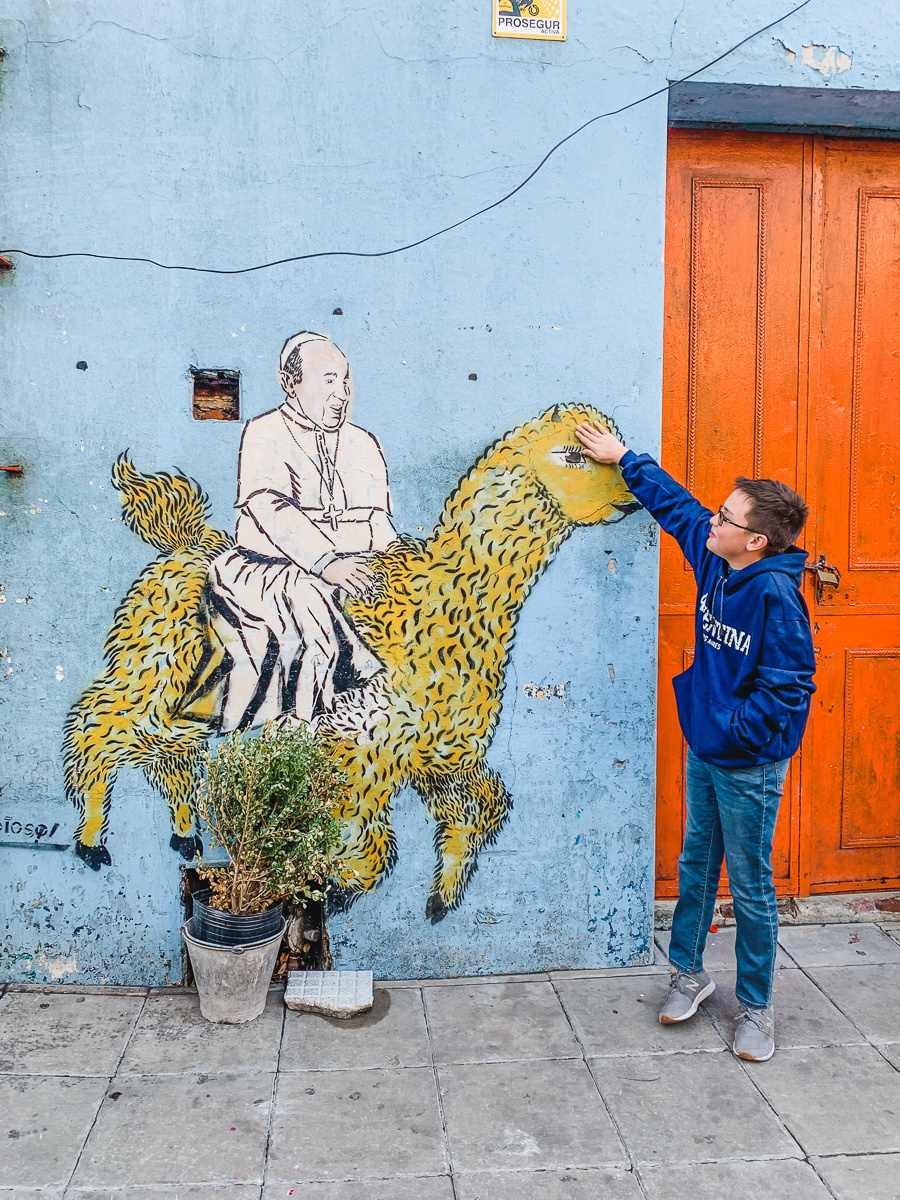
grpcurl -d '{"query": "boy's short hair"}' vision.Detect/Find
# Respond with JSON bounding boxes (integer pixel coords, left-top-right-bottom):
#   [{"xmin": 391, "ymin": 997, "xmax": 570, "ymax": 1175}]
[{"xmin": 735, "ymin": 477, "xmax": 808, "ymax": 556}]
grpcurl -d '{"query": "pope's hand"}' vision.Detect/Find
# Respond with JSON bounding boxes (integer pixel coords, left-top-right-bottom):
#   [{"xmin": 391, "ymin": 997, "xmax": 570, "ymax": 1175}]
[
  {"xmin": 575, "ymin": 421, "xmax": 628, "ymax": 465},
  {"xmin": 321, "ymin": 555, "xmax": 377, "ymax": 598}
]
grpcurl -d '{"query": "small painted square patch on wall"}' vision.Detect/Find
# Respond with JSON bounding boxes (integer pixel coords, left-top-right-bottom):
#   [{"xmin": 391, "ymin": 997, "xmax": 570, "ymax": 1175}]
[{"xmin": 493, "ymin": 0, "xmax": 566, "ymax": 41}]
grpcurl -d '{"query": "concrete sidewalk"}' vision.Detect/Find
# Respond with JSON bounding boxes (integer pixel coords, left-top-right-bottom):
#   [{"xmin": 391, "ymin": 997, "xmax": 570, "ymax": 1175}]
[{"xmin": 1, "ymin": 923, "xmax": 899, "ymax": 1199}]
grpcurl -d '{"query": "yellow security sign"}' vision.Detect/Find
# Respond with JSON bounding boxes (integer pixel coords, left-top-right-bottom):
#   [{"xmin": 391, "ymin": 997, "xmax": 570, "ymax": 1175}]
[{"xmin": 493, "ymin": 0, "xmax": 566, "ymax": 41}]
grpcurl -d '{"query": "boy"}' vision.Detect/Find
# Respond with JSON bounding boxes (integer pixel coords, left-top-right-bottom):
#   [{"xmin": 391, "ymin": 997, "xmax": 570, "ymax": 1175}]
[{"xmin": 575, "ymin": 420, "xmax": 816, "ymax": 1062}]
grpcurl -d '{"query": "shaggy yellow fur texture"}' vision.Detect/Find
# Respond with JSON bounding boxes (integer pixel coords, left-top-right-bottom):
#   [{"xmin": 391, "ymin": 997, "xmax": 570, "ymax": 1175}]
[{"xmin": 62, "ymin": 406, "xmax": 637, "ymax": 916}]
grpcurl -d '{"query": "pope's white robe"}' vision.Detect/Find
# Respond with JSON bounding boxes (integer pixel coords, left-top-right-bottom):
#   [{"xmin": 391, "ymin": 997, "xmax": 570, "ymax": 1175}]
[{"xmin": 208, "ymin": 404, "xmax": 396, "ymax": 731}]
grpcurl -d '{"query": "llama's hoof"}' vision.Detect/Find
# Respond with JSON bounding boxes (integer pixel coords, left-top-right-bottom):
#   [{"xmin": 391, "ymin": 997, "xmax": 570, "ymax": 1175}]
[
  {"xmin": 326, "ymin": 885, "xmax": 360, "ymax": 914},
  {"xmin": 425, "ymin": 893, "xmax": 449, "ymax": 924},
  {"xmin": 170, "ymin": 833, "xmax": 203, "ymax": 861},
  {"xmin": 75, "ymin": 841, "xmax": 112, "ymax": 871}
]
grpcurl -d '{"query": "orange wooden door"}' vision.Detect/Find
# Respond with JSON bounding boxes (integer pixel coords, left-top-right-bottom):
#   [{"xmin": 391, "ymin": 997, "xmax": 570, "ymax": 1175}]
[
  {"xmin": 658, "ymin": 130, "xmax": 808, "ymax": 899},
  {"xmin": 660, "ymin": 129, "xmax": 900, "ymax": 898},
  {"xmin": 805, "ymin": 140, "xmax": 900, "ymax": 891}
]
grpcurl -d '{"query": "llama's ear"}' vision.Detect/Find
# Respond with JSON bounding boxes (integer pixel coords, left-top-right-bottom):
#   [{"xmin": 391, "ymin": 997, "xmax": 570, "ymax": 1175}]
[{"xmin": 549, "ymin": 404, "xmax": 562, "ymax": 423}]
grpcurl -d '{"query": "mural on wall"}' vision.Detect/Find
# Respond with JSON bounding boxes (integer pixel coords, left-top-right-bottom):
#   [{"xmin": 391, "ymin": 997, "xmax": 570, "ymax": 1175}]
[{"xmin": 62, "ymin": 332, "xmax": 639, "ymax": 919}]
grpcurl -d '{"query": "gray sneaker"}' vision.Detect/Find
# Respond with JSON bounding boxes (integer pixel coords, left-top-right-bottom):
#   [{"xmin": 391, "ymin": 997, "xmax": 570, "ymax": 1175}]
[
  {"xmin": 658, "ymin": 968, "xmax": 715, "ymax": 1024},
  {"xmin": 733, "ymin": 1006, "xmax": 775, "ymax": 1062}
]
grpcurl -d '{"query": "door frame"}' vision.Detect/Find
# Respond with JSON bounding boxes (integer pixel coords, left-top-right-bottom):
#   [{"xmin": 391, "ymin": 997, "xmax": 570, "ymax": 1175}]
[{"xmin": 660, "ymin": 84, "xmax": 900, "ymax": 900}]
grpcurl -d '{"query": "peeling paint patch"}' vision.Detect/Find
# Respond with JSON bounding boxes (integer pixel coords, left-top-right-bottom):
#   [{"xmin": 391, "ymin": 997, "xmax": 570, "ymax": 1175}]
[
  {"xmin": 55, "ymin": 665, "xmax": 64, "ymax": 682},
  {"xmin": 523, "ymin": 682, "xmax": 567, "ymax": 700},
  {"xmin": 36, "ymin": 952, "xmax": 78, "ymax": 980},
  {"xmin": 800, "ymin": 43, "xmax": 852, "ymax": 77}
]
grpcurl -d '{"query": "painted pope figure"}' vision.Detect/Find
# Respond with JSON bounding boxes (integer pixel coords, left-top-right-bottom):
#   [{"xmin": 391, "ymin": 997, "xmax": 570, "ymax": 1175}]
[{"xmin": 209, "ymin": 331, "xmax": 397, "ymax": 731}]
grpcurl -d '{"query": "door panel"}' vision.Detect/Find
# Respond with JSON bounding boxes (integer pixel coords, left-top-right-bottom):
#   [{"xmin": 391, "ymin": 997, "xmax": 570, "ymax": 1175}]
[
  {"xmin": 658, "ymin": 131, "xmax": 806, "ymax": 897},
  {"xmin": 807, "ymin": 142, "xmax": 900, "ymax": 889}
]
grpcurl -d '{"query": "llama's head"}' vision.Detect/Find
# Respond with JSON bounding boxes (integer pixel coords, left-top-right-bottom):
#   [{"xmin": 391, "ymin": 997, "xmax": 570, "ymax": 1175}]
[{"xmin": 514, "ymin": 405, "xmax": 640, "ymax": 526}]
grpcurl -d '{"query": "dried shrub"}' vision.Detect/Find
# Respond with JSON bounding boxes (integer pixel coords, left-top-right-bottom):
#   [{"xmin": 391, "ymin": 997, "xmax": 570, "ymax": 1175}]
[{"xmin": 195, "ymin": 721, "xmax": 348, "ymax": 915}]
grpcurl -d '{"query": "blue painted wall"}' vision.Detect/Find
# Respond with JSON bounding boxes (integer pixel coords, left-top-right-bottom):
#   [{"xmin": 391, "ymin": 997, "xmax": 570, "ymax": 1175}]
[{"xmin": 1, "ymin": 1, "xmax": 895, "ymax": 984}]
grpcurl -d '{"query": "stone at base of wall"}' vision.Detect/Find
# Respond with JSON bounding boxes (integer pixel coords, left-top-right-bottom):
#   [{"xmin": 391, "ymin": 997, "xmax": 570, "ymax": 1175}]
[{"xmin": 654, "ymin": 891, "xmax": 900, "ymax": 930}]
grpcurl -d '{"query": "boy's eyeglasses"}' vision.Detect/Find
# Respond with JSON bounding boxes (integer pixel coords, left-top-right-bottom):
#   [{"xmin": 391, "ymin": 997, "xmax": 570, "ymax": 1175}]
[{"xmin": 715, "ymin": 507, "xmax": 760, "ymax": 534}]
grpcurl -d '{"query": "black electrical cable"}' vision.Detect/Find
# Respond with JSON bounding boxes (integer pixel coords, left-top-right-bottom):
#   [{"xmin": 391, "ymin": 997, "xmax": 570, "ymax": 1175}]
[{"xmin": 2, "ymin": 0, "xmax": 813, "ymax": 275}]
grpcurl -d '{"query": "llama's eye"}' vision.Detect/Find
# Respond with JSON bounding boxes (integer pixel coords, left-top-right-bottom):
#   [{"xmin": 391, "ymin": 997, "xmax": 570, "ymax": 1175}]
[{"xmin": 563, "ymin": 449, "xmax": 586, "ymax": 467}]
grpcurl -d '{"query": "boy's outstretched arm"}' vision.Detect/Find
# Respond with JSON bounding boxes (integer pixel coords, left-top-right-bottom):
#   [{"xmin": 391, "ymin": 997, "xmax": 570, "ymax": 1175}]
[{"xmin": 576, "ymin": 421, "xmax": 713, "ymax": 571}]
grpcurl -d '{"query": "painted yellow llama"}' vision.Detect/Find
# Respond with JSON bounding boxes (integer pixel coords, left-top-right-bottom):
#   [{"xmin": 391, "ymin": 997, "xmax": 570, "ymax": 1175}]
[{"xmin": 63, "ymin": 405, "xmax": 638, "ymax": 918}]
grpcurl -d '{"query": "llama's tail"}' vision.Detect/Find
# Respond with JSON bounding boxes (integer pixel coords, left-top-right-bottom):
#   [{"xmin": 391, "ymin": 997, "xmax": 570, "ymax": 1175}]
[{"xmin": 111, "ymin": 453, "xmax": 229, "ymax": 555}]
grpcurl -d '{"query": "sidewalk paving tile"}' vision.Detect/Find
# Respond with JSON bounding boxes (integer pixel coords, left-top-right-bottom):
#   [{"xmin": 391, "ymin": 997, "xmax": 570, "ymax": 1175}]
[
  {"xmin": 703, "ymin": 967, "xmax": 865, "ymax": 1049},
  {"xmin": 747, "ymin": 1044, "xmax": 900, "ymax": 1156},
  {"xmin": 263, "ymin": 1177, "xmax": 454, "ymax": 1199},
  {"xmin": 454, "ymin": 1166, "xmax": 643, "ymax": 1198},
  {"xmin": 267, "ymin": 1067, "xmax": 445, "ymax": 1182},
  {"xmin": 438, "ymin": 1057, "xmax": 626, "ymax": 1171},
  {"xmin": 70, "ymin": 1189, "xmax": 262, "ymax": 1198},
  {"xmin": 280, "ymin": 987, "xmax": 430, "ymax": 1071},
  {"xmin": 555, "ymin": 974, "xmax": 724, "ymax": 1056},
  {"xmin": 0, "ymin": 992, "xmax": 143, "ymax": 1075},
  {"xmin": 777, "ymin": 923, "xmax": 900, "ymax": 968},
  {"xmin": 71, "ymin": 1071, "xmax": 273, "ymax": 1186},
  {"xmin": 640, "ymin": 1158, "xmax": 833, "ymax": 1199},
  {"xmin": 0, "ymin": 1191, "xmax": 63, "ymax": 1199},
  {"xmin": 655, "ymin": 928, "xmax": 794, "ymax": 971},
  {"xmin": 804, "ymin": 964, "xmax": 900, "ymax": 1044},
  {"xmin": 118, "ymin": 991, "xmax": 282, "ymax": 1075},
  {"xmin": 0, "ymin": 1075, "xmax": 108, "ymax": 1187},
  {"xmin": 880, "ymin": 1044, "xmax": 900, "ymax": 1070},
  {"xmin": 425, "ymin": 983, "xmax": 579, "ymax": 1065},
  {"xmin": 810, "ymin": 1153, "xmax": 900, "ymax": 1200},
  {"xmin": 590, "ymin": 1050, "xmax": 802, "ymax": 1164}
]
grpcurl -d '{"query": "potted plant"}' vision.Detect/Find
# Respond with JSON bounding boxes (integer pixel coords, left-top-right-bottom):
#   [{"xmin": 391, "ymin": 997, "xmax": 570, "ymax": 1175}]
[{"xmin": 183, "ymin": 720, "xmax": 348, "ymax": 1023}]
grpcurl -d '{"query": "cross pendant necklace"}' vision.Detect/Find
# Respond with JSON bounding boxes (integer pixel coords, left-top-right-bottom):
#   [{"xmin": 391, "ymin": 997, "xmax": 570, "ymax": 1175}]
[{"xmin": 316, "ymin": 429, "xmax": 340, "ymax": 530}]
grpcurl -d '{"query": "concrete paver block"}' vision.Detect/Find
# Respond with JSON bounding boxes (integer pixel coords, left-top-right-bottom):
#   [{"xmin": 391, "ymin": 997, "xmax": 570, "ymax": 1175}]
[
  {"xmin": 748, "ymin": 1044, "xmax": 900, "ymax": 1156},
  {"xmin": 71, "ymin": 1071, "xmax": 274, "ymax": 1186},
  {"xmin": 0, "ymin": 1075, "xmax": 108, "ymax": 1187},
  {"xmin": 0, "ymin": 991, "xmax": 143, "ymax": 1075},
  {"xmin": 805, "ymin": 963, "xmax": 900, "ymax": 1044},
  {"xmin": 655, "ymin": 927, "xmax": 794, "ymax": 971},
  {"xmin": 703, "ymin": 967, "xmax": 865, "ymax": 1049},
  {"xmin": 267, "ymin": 1067, "xmax": 445, "ymax": 1182},
  {"xmin": 70, "ymin": 1188, "xmax": 261, "ymax": 1199},
  {"xmin": 285, "ymin": 971, "xmax": 373, "ymax": 1017},
  {"xmin": 424, "ymin": 982, "xmax": 579, "ymax": 1065},
  {"xmin": 439, "ymin": 1057, "xmax": 627, "ymax": 1172},
  {"xmin": 880, "ymin": 1044, "xmax": 900, "ymax": 1070},
  {"xmin": 119, "ymin": 990, "xmax": 283, "ymax": 1075},
  {"xmin": 591, "ymin": 1050, "xmax": 802, "ymax": 1164},
  {"xmin": 454, "ymin": 1167, "xmax": 643, "ymax": 1198},
  {"xmin": 555, "ymin": 974, "xmax": 724, "ymax": 1057},
  {"xmin": 640, "ymin": 1158, "xmax": 833, "ymax": 1199},
  {"xmin": 263, "ymin": 1176, "xmax": 454, "ymax": 1199},
  {"xmin": 777, "ymin": 923, "xmax": 900, "ymax": 968},
  {"xmin": 280, "ymin": 987, "xmax": 430, "ymax": 1071},
  {"xmin": 810, "ymin": 1153, "xmax": 900, "ymax": 1200}
]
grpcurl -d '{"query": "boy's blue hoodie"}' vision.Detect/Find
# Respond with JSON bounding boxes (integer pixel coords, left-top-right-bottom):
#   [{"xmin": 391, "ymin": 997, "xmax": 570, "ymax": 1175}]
[{"xmin": 619, "ymin": 451, "xmax": 816, "ymax": 768}]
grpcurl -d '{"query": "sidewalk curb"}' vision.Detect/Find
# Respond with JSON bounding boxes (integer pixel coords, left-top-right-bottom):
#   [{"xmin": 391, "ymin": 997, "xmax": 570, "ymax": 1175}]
[{"xmin": 655, "ymin": 891, "xmax": 900, "ymax": 930}]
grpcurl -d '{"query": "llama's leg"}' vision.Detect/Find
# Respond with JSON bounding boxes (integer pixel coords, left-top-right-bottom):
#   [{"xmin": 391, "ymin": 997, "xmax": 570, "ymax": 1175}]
[
  {"xmin": 328, "ymin": 745, "xmax": 400, "ymax": 908},
  {"xmin": 63, "ymin": 707, "xmax": 124, "ymax": 870},
  {"xmin": 413, "ymin": 762, "xmax": 512, "ymax": 923},
  {"xmin": 144, "ymin": 748, "xmax": 204, "ymax": 860}
]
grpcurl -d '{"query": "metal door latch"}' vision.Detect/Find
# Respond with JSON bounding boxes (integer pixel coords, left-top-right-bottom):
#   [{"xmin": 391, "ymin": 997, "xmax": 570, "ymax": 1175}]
[{"xmin": 804, "ymin": 554, "xmax": 841, "ymax": 601}]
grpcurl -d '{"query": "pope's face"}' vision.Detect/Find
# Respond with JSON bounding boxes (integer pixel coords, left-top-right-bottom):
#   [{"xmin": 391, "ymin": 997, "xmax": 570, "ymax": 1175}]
[{"xmin": 282, "ymin": 342, "xmax": 351, "ymax": 430}]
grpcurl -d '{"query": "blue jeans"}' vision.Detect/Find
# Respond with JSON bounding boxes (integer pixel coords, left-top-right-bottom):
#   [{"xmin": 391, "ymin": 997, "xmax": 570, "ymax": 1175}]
[{"xmin": 668, "ymin": 749, "xmax": 789, "ymax": 1010}]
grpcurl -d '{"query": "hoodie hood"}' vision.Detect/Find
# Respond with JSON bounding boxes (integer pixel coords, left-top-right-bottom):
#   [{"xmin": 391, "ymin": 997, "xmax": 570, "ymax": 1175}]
[{"xmin": 722, "ymin": 545, "xmax": 808, "ymax": 592}]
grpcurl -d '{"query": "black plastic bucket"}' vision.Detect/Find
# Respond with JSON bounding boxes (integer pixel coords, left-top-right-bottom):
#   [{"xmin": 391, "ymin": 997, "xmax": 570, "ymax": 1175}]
[{"xmin": 190, "ymin": 889, "xmax": 284, "ymax": 947}]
